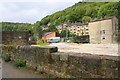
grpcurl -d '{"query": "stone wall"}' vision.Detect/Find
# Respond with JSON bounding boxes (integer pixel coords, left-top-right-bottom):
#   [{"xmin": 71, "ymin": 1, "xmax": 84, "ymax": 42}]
[
  {"xmin": 2, "ymin": 45, "xmax": 119, "ymax": 78},
  {"xmin": 2, "ymin": 31, "xmax": 30, "ymax": 45}
]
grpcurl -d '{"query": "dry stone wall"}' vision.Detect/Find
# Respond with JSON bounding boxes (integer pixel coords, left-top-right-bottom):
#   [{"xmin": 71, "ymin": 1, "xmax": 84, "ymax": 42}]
[{"xmin": 2, "ymin": 45, "xmax": 119, "ymax": 78}]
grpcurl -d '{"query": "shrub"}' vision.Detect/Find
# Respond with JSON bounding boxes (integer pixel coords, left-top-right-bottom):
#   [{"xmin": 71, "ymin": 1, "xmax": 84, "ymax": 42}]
[
  {"xmin": 36, "ymin": 39, "xmax": 44, "ymax": 45},
  {"xmin": 115, "ymin": 32, "xmax": 120, "ymax": 43},
  {"xmin": 13, "ymin": 59, "xmax": 26, "ymax": 68},
  {"xmin": 36, "ymin": 39, "xmax": 50, "ymax": 45},
  {"xmin": 3, "ymin": 53, "xmax": 11, "ymax": 62}
]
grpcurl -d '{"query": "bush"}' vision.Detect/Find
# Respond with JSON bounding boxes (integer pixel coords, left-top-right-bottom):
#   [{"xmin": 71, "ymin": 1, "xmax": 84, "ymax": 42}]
[
  {"xmin": 36, "ymin": 39, "xmax": 44, "ymax": 45},
  {"xmin": 3, "ymin": 53, "xmax": 11, "ymax": 62},
  {"xmin": 115, "ymin": 32, "xmax": 120, "ymax": 43},
  {"xmin": 36, "ymin": 39, "xmax": 50, "ymax": 45},
  {"xmin": 13, "ymin": 59, "xmax": 26, "ymax": 68}
]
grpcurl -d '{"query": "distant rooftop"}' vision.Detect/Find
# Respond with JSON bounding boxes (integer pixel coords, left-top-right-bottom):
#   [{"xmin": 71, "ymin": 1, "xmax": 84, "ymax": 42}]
[
  {"xmin": 89, "ymin": 16, "xmax": 115, "ymax": 23},
  {"xmin": 42, "ymin": 32, "xmax": 54, "ymax": 37}
]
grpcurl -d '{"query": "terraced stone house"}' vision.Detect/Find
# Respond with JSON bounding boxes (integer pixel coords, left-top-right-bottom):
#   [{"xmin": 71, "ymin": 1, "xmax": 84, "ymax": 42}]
[{"xmin": 56, "ymin": 16, "xmax": 118, "ymax": 44}]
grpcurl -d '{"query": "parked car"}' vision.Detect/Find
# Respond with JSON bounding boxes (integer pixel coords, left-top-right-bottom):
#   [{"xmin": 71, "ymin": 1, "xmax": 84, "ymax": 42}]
[{"xmin": 47, "ymin": 37, "xmax": 60, "ymax": 43}]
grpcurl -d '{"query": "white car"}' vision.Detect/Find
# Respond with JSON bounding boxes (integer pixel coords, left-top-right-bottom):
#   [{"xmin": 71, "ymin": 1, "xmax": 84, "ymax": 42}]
[{"xmin": 47, "ymin": 37, "xmax": 60, "ymax": 43}]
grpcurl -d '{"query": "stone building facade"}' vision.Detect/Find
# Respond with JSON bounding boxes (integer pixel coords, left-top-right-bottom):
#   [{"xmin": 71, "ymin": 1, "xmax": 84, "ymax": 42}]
[
  {"xmin": 89, "ymin": 16, "xmax": 118, "ymax": 44},
  {"xmin": 56, "ymin": 16, "xmax": 118, "ymax": 44},
  {"xmin": 56, "ymin": 22, "xmax": 89, "ymax": 36}
]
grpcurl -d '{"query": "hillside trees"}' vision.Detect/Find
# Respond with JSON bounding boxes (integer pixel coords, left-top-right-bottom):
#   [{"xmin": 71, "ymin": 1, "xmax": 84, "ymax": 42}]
[
  {"xmin": 97, "ymin": 2, "xmax": 118, "ymax": 18},
  {"xmin": 82, "ymin": 16, "xmax": 92, "ymax": 23},
  {"xmin": 34, "ymin": 2, "xmax": 118, "ymax": 29},
  {"xmin": 2, "ymin": 22, "xmax": 32, "ymax": 31}
]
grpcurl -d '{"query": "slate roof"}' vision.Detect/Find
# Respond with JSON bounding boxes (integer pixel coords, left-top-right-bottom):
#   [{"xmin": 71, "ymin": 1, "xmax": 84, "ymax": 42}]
[
  {"xmin": 89, "ymin": 17, "xmax": 113, "ymax": 23},
  {"xmin": 42, "ymin": 32, "xmax": 54, "ymax": 37}
]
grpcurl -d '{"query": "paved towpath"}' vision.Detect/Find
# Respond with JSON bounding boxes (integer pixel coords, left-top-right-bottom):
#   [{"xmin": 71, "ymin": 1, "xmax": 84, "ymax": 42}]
[{"xmin": 2, "ymin": 61, "xmax": 54, "ymax": 78}]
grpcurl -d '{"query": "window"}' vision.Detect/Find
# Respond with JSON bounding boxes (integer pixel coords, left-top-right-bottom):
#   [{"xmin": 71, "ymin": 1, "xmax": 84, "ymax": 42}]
[
  {"xmin": 102, "ymin": 37, "xmax": 105, "ymax": 40},
  {"xmin": 103, "ymin": 30, "xmax": 105, "ymax": 34}
]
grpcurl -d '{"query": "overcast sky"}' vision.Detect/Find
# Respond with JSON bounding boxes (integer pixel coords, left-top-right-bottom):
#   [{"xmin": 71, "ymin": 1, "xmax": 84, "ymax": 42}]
[{"xmin": 0, "ymin": 0, "xmax": 81, "ymax": 24}]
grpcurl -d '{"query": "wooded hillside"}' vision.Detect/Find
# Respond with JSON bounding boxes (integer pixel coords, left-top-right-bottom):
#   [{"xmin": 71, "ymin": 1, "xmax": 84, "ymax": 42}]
[
  {"xmin": 34, "ymin": 2, "xmax": 119, "ymax": 29},
  {"xmin": 1, "ymin": 22, "xmax": 32, "ymax": 31}
]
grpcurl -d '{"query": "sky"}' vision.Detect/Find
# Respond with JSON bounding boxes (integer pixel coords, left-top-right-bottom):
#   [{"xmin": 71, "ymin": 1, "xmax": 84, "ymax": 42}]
[{"xmin": 0, "ymin": 0, "xmax": 81, "ymax": 24}]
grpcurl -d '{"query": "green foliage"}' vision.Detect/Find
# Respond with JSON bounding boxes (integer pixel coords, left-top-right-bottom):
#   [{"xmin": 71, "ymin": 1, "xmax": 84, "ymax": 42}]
[
  {"xmin": 33, "ymin": 26, "xmax": 43, "ymax": 39},
  {"xmin": 60, "ymin": 30, "xmax": 77, "ymax": 38},
  {"xmin": 36, "ymin": 39, "xmax": 44, "ymax": 45},
  {"xmin": 38, "ymin": 43, "xmax": 50, "ymax": 46},
  {"xmin": 82, "ymin": 16, "xmax": 92, "ymax": 23},
  {"xmin": 13, "ymin": 59, "xmax": 26, "ymax": 68},
  {"xmin": 36, "ymin": 39, "xmax": 50, "ymax": 45},
  {"xmin": 60, "ymin": 30, "xmax": 71, "ymax": 38},
  {"xmin": 2, "ymin": 22, "xmax": 32, "ymax": 31},
  {"xmin": 48, "ymin": 25, "xmax": 58, "ymax": 32},
  {"xmin": 97, "ymin": 2, "xmax": 118, "ymax": 18},
  {"xmin": 3, "ymin": 53, "xmax": 11, "ymax": 62},
  {"xmin": 35, "ymin": 2, "xmax": 118, "ymax": 29},
  {"xmin": 115, "ymin": 32, "xmax": 120, "ymax": 43}
]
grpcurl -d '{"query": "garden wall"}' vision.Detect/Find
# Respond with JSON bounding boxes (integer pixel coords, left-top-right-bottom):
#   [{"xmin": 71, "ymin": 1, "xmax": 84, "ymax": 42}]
[{"xmin": 2, "ymin": 45, "xmax": 119, "ymax": 78}]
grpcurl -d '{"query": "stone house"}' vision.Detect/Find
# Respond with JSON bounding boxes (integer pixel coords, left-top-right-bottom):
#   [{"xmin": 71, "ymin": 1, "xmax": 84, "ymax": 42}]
[
  {"xmin": 89, "ymin": 16, "xmax": 118, "ymax": 44},
  {"xmin": 56, "ymin": 22, "xmax": 89, "ymax": 36},
  {"xmin": 56, "ymin": 16, "xmax": 118, "ymax": 44}
]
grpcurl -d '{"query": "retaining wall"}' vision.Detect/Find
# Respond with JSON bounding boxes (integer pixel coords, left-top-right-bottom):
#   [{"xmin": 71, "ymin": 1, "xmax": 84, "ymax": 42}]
[{"xmin": 2, "ymin": 45, "xmax": 119, "ymax": 78}]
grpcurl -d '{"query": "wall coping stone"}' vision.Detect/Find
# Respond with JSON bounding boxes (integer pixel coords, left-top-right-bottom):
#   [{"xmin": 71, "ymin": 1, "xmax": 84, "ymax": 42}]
[{"xmin": 51, "ymin": 52, "xmax": 119, "ymax": 61}]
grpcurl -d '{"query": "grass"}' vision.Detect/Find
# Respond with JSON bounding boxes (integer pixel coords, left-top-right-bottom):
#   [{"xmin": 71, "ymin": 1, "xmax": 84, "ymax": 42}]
[
  {"xmin": 36, "ymin": 39, "xmax": 50, "ymax": 46},
  {"xmin": 38, "ymin": 43, "xmax": 50, "ymax": 46}
]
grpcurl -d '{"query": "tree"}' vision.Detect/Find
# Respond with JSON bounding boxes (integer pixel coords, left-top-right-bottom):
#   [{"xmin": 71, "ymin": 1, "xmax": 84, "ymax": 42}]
[
  {"xmin": 60, "ymin": 30, "xmax": 72, "ymax": 38},
  {"xmin": 33, "ymin": 26, "xmax": 43, "ymax": 40},
  {"xmin": 48, "ymin": 25, "xmax": 58, "ymax": 32},
  {"xmin": 82, "ymin": 16, "xmax": 92, "ymax": 23}
]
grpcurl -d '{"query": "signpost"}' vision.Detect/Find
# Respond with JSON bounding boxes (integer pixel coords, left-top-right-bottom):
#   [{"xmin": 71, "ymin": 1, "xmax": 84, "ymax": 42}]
[{"xmin": 18, "ymin": 36, "xmax": 23, "ymax": 39}]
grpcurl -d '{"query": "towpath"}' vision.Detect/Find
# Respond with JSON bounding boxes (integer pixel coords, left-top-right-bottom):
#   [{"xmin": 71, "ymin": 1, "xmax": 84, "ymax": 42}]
[{"xmin": 2, "ymin": 60, "xmax": 54, "ymax": 78}]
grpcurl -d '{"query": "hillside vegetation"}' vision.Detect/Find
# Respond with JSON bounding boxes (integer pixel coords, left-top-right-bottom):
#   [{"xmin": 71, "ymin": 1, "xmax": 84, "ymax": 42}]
[
  {"xmin": 34, "ymin": 2, "xmax": 119, "ymax": 30},
  {"xmin": 1, "ymin": 2, "xmax": 119, "ymax": 40},
  {"xmin": 1, "ymin": 22, "xmax": 32, "ymax": 31}
]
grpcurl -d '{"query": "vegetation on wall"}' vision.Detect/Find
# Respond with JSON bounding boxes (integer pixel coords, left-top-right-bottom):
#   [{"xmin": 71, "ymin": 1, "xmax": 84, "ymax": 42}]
[
  {"xmin": 3, "ymin": 53, "xmax": 11, "ymax": 62},
  {"xmin": 13, "ymin": 59, "xmax": 26, "ymax": 68}
]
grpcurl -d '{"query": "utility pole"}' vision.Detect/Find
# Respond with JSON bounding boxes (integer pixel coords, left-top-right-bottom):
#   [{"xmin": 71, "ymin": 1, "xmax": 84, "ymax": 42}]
[{"xmin": 66, "ymin": 25, "xmax": 68, "ymax": 39}]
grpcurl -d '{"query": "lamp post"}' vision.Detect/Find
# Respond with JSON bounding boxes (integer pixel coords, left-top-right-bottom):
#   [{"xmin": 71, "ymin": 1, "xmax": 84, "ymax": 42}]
[{"xmin": 65, "ymin": 25, "xmax": 68, "ymax": 39}]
